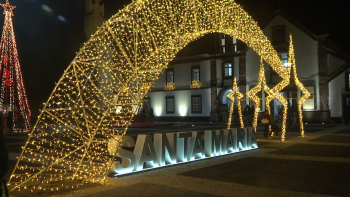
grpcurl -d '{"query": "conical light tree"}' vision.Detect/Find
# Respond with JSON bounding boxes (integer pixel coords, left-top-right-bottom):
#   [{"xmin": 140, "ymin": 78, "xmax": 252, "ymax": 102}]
[{"xmin": 0, "ymin": 0, "xmax": 31, "ymax": 131}]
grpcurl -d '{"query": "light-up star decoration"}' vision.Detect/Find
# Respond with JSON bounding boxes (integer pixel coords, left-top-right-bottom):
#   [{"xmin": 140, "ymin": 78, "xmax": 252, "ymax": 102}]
[
  {"xmin": 264, "ymin": 60, "xmax": 290, "ymax": 141},
  {"xmin": 246, "ymin": 58, "xmax": 267, "ymax": 132},
  {"xmin": 226, "ymin": 77, "xmax": 244, "ymax": 129},
  {"xmin": 288, "ymin": 34, "xmax": 311, "ymax": 137},
  {"xmin": 0, "ymin": 0, "xmax": 15, "ymax": 16}
]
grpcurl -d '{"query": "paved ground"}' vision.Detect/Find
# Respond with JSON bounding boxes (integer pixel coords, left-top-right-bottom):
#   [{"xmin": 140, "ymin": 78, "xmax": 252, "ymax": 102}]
[{"xmin": 3, "ymin": 122, "xmax": 350, "ymax": 197}]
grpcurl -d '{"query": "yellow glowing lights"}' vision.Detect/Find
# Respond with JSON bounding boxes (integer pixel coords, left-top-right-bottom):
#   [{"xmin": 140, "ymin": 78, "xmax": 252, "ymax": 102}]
[
  {"xmin": 288, "ymin": 34, "xmax": 310, "ymax": 137},
  {"xmin": 9, "ymin": 0, "xmax": 309, "ymax": 193},
  {"xmin": 165, "ymin": 82, "xmax": 175, "ymax": 90},
  {"xmin": 246, "ymin": 59, "xmax": 266, "ymax": 132},
  {"xmin": 190, "ymin": 80, "xmax": 201, "ymax": 89},
  {"xmin": 226, "ymin": 77, "xmax": 243, "ymax": 129}
]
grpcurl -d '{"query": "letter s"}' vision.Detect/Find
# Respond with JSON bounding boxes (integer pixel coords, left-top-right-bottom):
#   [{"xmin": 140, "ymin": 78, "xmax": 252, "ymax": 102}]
[{"xmin": 115, "ymin": 136, "xmax": 136, "ymax": 174}]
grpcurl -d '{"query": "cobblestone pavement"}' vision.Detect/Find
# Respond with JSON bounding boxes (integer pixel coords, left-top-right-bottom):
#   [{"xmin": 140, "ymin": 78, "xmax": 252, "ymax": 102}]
[{"xmin": 4, "ymin": 123, "xmax": 350, "ymax": 197}]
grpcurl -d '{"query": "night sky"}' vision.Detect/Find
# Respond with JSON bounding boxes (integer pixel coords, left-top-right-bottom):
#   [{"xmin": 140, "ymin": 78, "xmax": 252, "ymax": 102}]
[{"xmin": 0, "ymin": 0, "xmax": 348, "ymax": 123}]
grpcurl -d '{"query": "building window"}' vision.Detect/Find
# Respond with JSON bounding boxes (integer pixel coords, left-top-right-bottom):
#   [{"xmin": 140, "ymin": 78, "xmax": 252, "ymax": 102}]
[
  {"xmin": 346, "ymin": 72, "xmax": 350, "ymax": 92},
  {"xmin": 223, "ymin": 63, "xmax": 233, "ymax": 78},
  {"xmin": 221, "ymin": 34, "xmax": 226, "ymax": 53},
  {"xmin": 191, "ymin": 95, "xmax": 202, "ymax": 113},
  {"xmin": 166, "ymin": 68, "xmax": 174, "ymax": 83},
  {"xmin": 272, "ymin": 25, "xmax": 286, "ymax": 44},
  {"xmin": 231, "ymin": 37, "xmax": 237, "ymax": 52},
  {"xmin": 280, "ymin": 53, "xmax": 288, "ymax": 64},
  {"xmin": 271, "ymin": 53, "xmax": 288, "ymax": 80},
  {"xmin": 166, "ymin": 96, "xmax": 175, "ymax": 113},
  {"xmin": 165, "ymin": 68, "xmax": 175, "ymax": 90},
  {"xmin": 220, "ymin": 35, "xmax": 238, "ymax": 53},
  {"xmin": 191, "ymin": 66, "xmax": 200, "ymax": 81},
  {"xmin": 191, "ymin": 66, "xmax": 201, "ymax": 89}
]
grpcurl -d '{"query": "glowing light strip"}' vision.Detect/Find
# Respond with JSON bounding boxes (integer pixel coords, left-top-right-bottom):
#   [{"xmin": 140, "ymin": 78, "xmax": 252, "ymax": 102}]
[
  {"xmin": 288, "ymin": 34, "xmax": 310, "ymax": 137},
  {"xmin": 246, "ymin": 59, "xmax": 264, "ymax": 132},
  {"xmin": 226, "ymin": 77, "xmax": 244, "ymax": 129}
]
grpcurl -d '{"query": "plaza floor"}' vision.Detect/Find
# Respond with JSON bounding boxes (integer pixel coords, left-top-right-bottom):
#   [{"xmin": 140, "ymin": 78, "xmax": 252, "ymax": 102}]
[{"xmin": 4, "ymin": 123, "xmax": 350, "ymax": 197}]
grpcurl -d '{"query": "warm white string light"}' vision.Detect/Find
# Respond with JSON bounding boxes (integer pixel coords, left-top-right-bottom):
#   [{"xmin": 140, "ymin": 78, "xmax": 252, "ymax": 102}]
[
  {"xmin": 8, "ymin": 0, "xmax": 308, "ymax": 193},
  {"xmin": 226, "ymin": 77, "xmax": 243, "ymax": 129}
]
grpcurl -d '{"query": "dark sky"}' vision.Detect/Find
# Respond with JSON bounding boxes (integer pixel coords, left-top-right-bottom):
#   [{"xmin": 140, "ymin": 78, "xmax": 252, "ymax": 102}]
[{"xmin": 0, "ymin": 0, "xmax": 348, "ymax": 122}]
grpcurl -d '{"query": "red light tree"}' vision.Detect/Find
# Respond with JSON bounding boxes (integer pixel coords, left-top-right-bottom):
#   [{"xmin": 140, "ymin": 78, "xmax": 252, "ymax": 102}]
[{"xmin": 0, "ymin": 0, "xmax": 31, "ymax": 131}]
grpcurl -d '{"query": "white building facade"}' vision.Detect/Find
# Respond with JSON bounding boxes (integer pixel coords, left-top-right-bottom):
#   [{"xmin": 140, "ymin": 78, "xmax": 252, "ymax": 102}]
[{"xmin": 147, "ymin": 10, "xmax": 348, "ymax": 123}]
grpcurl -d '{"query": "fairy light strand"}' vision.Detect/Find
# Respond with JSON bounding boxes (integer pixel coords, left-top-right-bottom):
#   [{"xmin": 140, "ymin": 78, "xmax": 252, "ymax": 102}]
[
  {"xmin": 288, "ymin": 34, "xmax": 310, "ymax": 137},
  {"xmin": 8, "ymin": 0, "xmax": 309, "ymax": 192},
  {"xmin": 0, "ymin": 0, "xmax": 32, "ymax": 132},
  {"xmin": 226, "ymin": 76, "xmax": 244, "ymax": 129}
]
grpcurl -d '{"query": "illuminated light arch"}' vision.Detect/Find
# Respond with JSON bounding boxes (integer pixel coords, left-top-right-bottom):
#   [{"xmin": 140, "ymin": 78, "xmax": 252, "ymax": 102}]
[{"xmin": 9, "ymin": 0, "xmax": 296, "ymax": 192}]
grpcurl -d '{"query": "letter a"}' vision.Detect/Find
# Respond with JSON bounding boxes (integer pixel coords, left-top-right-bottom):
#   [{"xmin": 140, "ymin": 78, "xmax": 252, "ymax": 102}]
[{"xmin": 134, "ymin": 135, "xmax": 159, "ymax": 171}]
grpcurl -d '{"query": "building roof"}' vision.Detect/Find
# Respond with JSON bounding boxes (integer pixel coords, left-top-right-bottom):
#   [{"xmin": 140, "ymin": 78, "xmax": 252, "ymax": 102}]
[{"xmin": 260, "ymin": 9, "xmax": 349, "ymax": 61}]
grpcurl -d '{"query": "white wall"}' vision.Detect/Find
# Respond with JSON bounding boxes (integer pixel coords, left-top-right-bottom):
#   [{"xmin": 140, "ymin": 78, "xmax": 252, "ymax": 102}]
[
  {"xmin": 329, "ymin": 68, "xmax": 350, "ymax": 117},
  {"xmin": 152, "ymin": 60, "xmax": 211, "ymax": 90},
  {"xmin": 234, "ymin": 57, "xmax": 240, "ymax": 80},
  {"xmin": 246, "ymin": 48, "xmax": 261, "ymax": 87},
  {"xmin": 148, "ymin": 88, "xmax": 211, "ymax": 117},
  {"xmin": 200, "ymin": 61, "xmax": 211, "ymax": 88},
  {"xmin": 149, "ymin": 59, "xmax": 212, "ymax": 117},
  {"xmin": 328, "ymin": 54, "xmax": 346, "ymax": 74},
  {"xmin": 261, "ymin": 15, "xmax": 320, "ymax": 110}
]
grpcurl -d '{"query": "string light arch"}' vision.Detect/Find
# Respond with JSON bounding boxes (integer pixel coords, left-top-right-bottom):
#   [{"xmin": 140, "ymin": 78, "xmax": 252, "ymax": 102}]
[{"xmin": 9, "ymin": 0, "xmax": 308, "ymax": 193}]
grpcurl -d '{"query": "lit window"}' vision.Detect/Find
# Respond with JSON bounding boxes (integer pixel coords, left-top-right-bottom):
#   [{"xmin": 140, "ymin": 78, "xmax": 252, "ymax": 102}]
[
  {"xmin": 191, "ymin": 95, "xmax": 202, "ymax": 113},
  {"xmin": 232, "ymin": 37, "xmax": 237, "ymax": 52},
  {"xmin": 166, "ymin": 96, "xmax": 175, "ymax": 113},
  {"xmin": 279, "ymin": 53, "xmax": 288, "ymax": 65},
  {"xmin": 221, "ymin": 34, "xmax": 226, "ymax": 53},
  {"xmin": 280, "ymin": 54, "xmax": 288, "ymax": 64},
  {"xmin": 224, "ymin": 63, "xmax": 232, "ymax": 77}
]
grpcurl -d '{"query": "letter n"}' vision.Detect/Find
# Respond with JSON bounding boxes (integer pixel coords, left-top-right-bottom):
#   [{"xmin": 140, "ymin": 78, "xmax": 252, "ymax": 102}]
[{"xmin": 154, "ymin": 133, "xmax": 177, "ymax": 166}]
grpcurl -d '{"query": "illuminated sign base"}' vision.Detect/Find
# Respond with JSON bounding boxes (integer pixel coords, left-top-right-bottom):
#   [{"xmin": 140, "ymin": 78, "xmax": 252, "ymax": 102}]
[{"xmin": 111, "ymin": 127, "xmax": 258, "ymax": 175}]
